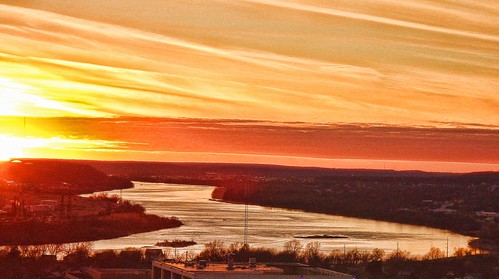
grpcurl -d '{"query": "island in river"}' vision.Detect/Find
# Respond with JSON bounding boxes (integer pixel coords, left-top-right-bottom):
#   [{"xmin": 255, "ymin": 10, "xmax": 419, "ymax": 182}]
[
  {"xmin": 155, "ymin": 239, "xmax": 197, "ymax": 248},
  {"xmin": 295, "ymin": 234, "xmax": 348, "ymax": 239},
  {"xmin": 0, "ymin": 159, "xmax": 182, "ymax": 245}
]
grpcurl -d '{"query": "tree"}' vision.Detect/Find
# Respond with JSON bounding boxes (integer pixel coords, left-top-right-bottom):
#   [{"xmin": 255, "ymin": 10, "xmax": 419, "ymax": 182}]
[
  {"xmin": 228, "ymin": 242, "xmax": 249, "ymax": 261},
  {"xmin": 19, "ymin": 245, "xmax": 44, "ymax": 258},
  {"xmin": 42, "ymin": 243, "xmax": 66, "ymax": 256},
  {"xmin": 303, "ymin": 241, "xmax": 322, "ymax": 266},
  {"xmin": 328, "ymin": 249, "xmax": 344, "ymax": 265},
  {"xmin": 119, "ymin": 248, "xmax": 143, "ymax": 267},
  {"xmin": 453, "ymin": 247, "xmax": 470, "ymax": 257},
  {"xmin": 369, "ymin": 248, "xmax": 385, "ymax": 262},
  {"xmin": 284, "ymin": 239, "xmax": 303, "ymax": 256},
  {"xmin": 63, "ymin": 242, "xmax": 93, "ymax": 257},
  {"xmin": 386, "ymin": 249, "xmax": 412, "ymax": 262},
  {"xmin": 344, "ymin": 248, "xmax": 364, "ymax": 264},
  {"xmin": 423, "ymin": 247, "xmax": 445, "ymax": 260},
  {"xmin": 199, "ymin": 240, "xmax": 226, "ymax": 261},
  {"xmin": 63, "ymin": 242, "xmax": 92, "ymax": 267},
  {"xmin": 228, "ymin": 242, "xmax": 245, "ymax": 253}
]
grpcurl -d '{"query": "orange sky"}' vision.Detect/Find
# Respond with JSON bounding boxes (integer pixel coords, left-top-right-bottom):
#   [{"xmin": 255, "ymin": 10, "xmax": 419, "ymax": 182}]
[{"xmin": 0, "ymin": 1, "xmax": 498, "ymax": 172}]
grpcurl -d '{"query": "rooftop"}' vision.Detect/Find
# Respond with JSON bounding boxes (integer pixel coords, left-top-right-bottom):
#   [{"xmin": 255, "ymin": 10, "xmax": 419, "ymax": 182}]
[
  {"xmin": 157, "ymin": 262, "xmax": 282, "ymax": 274},
  {"xmin": 152, "ymin": 261, "xmax": 354, "ymax": 279}
]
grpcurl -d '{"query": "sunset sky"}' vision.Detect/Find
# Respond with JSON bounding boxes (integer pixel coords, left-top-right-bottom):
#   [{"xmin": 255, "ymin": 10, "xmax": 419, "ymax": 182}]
[{"xmin": 0, "ymin": 0, "xmax": 498, "ymax": 172}]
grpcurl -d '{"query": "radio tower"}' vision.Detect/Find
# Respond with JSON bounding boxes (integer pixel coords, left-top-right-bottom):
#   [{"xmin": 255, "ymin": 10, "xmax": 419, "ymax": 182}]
[{"xmin": 243, "ymin": 179, "xmax": 249, "ymax": 246}]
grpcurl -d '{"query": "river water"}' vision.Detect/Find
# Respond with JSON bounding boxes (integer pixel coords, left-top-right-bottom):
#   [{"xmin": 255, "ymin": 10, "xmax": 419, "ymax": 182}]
[{"xmin": 92, "ymin": 182, "xmax": 471, "ymax": 256}]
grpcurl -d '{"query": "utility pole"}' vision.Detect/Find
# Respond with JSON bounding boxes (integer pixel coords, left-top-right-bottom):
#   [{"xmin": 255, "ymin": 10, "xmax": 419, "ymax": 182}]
[{"xmin": 446, "ymin": 236, "xmax": 449, "ymax": 257}]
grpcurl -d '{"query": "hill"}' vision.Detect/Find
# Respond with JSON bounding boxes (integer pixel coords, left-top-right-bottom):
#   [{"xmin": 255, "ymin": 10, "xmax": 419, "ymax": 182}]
[{"xmin": 0, "ymin": 159, "xmax": 132, "ymax": 194}]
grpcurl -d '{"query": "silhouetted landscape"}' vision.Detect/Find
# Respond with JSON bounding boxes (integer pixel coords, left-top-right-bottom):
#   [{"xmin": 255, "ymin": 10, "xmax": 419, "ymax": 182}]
[
  {"xmin": 3, "ymin": 1, "xmax": 498, "ymax": 277},
  {"xmin": 9, "ymin": 159, "xmax": 496, "ymax": 249},
  {"xmin": 1, "ymin": 159, "xmax": 498, "ymax": 278},
  {"xmin": 0, "ymin": 160, "xmax": 182, "ymax": 245}
]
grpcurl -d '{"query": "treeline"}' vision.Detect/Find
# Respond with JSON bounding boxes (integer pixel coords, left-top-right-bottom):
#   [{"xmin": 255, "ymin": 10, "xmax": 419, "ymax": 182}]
[
  {"xmin": 217, "ymin": 175, "xmax": 498, "ymax": 237},
  {"xmin": 197, "ymin": 239, "xmax": 478, "ymax": 265},
  {"xmin": 0, "ymin": 243, "xmax": 150, "ymax": 278},
  {"xmin": 0, "ymin": 240, "xmax": 496, "ymax": 279},
  {"xmin": 195, "ymin": 240, "xmax": 496, "ymax": 278}
]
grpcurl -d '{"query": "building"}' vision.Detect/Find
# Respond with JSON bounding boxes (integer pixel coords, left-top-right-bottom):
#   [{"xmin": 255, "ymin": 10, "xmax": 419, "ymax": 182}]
[{"xmin": 152, "ymin": 261, "xmax": 353, "ymax": 279}]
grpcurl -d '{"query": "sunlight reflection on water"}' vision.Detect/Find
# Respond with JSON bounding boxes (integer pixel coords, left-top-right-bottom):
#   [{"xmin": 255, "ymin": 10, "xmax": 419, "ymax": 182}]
[{"xmin": 92, "ymin": 182, "xmax": 472, "ymax": 255}]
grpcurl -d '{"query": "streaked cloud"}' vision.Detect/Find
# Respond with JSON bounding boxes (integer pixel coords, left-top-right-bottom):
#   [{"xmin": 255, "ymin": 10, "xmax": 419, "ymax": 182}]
[
  {"xmin": 1, "ymin": 1, "xmax": 498, "ymax": 126},
  {"xmin": 0, "ymin": 1, "xmax": 498, "ymax": 170},
  {"xmin": 242, "ymin": 0, "xmax": 499, "ymax": 42},
  {"xmin": 2, "ymin": 117, "xmax": 497, "ymax": 171}
]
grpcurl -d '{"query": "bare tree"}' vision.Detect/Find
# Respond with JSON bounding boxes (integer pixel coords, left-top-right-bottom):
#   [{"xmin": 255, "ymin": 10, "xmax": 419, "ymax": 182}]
[
  {"xmin": 386, "ymin": 249, "xmax": 413, "ymax": 262},
  {"xmin": 303, "ymin": 241, "xmax": 322, "ymax": 266},
  {"xmin": 284, "ymin": 239, "xmax": 303, "ymax": 255},
  {"xmin": 423, "ymin": 247, "xmax": 445, "ymax": 260},
  {"xmin": 369, "ymin": 248, "xmax": 385, "ymax": 262},
  {"xmin": 42, "ymin": 243, "xmax": 66, "ymax": 256},
  {"xmin": 199, "ymin": 240, "xmax": 226, "ymax": 261},
  {"xmin": 19, "ymin": 245, "xmax": 44, "ymax": 258},
  {"xmin": 63, "ymin": 242, "xmax": 93, "ymax": 258}
]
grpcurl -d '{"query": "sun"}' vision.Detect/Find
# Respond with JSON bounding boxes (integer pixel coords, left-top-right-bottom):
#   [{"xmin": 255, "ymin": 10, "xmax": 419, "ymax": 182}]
[{"xmin": 0, "ymin": 135, "xmax": 24, "ymax": 161}]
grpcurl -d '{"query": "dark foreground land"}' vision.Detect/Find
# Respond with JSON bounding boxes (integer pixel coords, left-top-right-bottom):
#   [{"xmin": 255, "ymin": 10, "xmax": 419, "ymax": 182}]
[
  {"xmin": 0, "ymin": 160, "xmax": 182, "ymax": 245},
  {"xmin": 0, "ymin": 240, "xmax": 497, "ymax": 279},
  {"xmin": 83, "ymin": 160, "xmax": 499, "ymax": 252}
]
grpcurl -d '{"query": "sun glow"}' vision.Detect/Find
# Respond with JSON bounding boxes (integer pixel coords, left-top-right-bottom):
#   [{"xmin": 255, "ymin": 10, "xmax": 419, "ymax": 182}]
[{"xmin": 0, "ymin": 135, "xmax": 25, "ymax": 161}]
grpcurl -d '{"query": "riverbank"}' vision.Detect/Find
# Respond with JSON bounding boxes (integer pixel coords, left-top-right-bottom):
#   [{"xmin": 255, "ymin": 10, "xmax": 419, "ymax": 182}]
[
  {"xmin": 0, "ymin": 192, "xmax": 182, "ymax": 245},
  {"xmin": 5, "ymin": 159, "xmax": 494, "ymax": 250},
  {"xmin": 82, "ymin": 160, "xmax": 497, "ymax": 247},
  {"xmin": 0, "ymin": 160, "xmax": 183, "ymax": 245},
  {"xmin": 91, "ymin": 182, "xmax": 471, "ymax": 256},
  {"xmin": 212, "ymin": 176, "xmax": 498, "ymax": 252}
]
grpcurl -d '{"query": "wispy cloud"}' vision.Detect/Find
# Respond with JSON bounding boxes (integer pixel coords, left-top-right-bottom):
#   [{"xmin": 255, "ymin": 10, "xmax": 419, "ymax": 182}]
[
  {"xmin": 0, "ymin": 1, "xmax": 498, "ymax": 170},
  {"xmin": 1, "ymin": 2, "xmax": 498, "ymax": 126},
  {"xmin": 1, "ymin": 115, "xmax": 497, "ymax": 171},
  {"xmin": 4, "ymin": 117, "xmax": 496, "ymax": 161},
  {"xmin": 243, "ymin": 0, "xmax": 499, "ymax": 42}
]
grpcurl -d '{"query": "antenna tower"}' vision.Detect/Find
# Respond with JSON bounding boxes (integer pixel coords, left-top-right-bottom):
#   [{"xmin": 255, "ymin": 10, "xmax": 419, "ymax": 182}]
[{"xmin": 243, "ymin": 179, "xmax": 249, "ymax": 246}]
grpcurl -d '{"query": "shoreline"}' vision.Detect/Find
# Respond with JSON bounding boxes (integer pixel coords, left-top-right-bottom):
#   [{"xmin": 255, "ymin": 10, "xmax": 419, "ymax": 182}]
[
  {"xmin": 0, "ymin": 192, "xmax": 183, "ymax": 246},
  {"xmin": 215, "ymin": 197, "xmax": 475, "ymax": 238},
  {"xmin": 90, "ymin": 182, "xmax": 472, "ymax": 256}
]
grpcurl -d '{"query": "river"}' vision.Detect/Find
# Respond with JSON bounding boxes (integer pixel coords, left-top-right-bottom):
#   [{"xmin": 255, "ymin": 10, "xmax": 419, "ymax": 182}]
[{"xmin": 91, "ymin": 182, "xmax": 471, "ymax": 256}]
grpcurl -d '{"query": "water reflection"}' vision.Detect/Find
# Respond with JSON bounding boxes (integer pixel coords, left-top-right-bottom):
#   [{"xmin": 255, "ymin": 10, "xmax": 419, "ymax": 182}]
[{"xmin": 92, "ymin": 182, "xmax": 471, "ymax": 255}]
